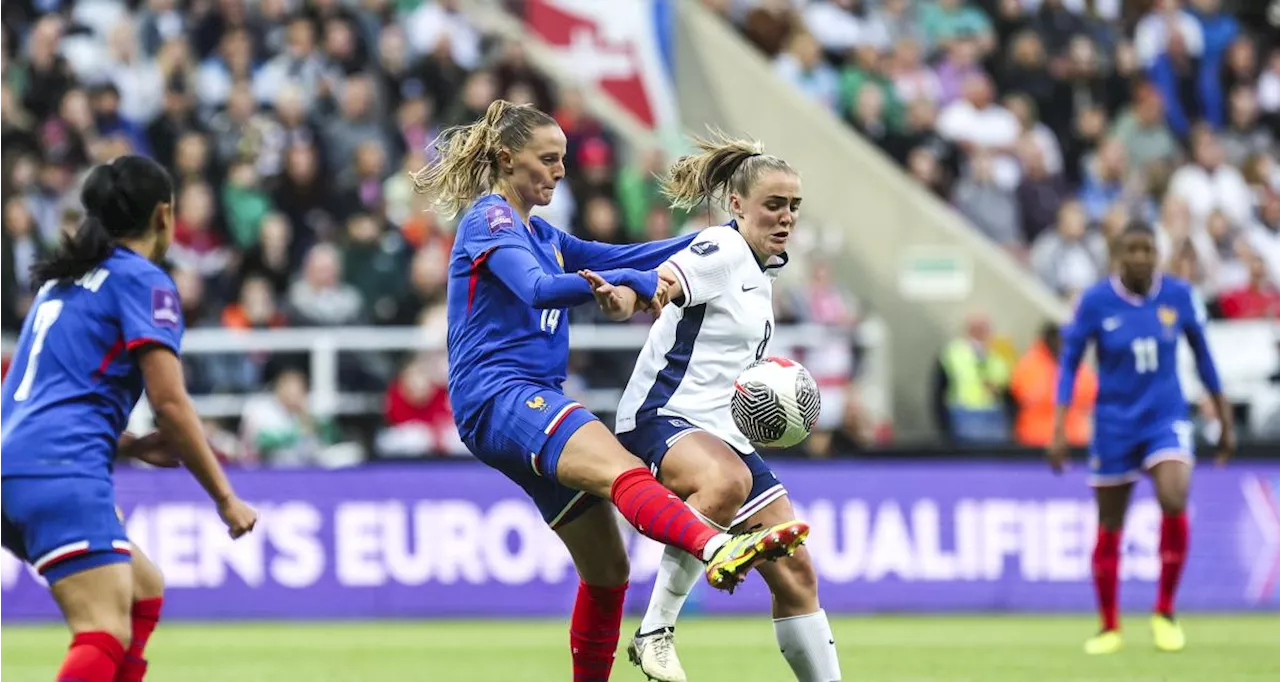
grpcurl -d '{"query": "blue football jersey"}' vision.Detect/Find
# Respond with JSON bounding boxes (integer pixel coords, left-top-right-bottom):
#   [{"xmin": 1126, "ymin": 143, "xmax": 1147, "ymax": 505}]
[
  {"xmin": 2, "ymin": 247, "xmax": 185, "ymax": 480},
  {"xmin": 1057, "ymin": 275, "xmax": 1222, "ymax": 440},
  {"xmin": 445, "ymin": 194, "xmax": 696, "ymax": 438}
]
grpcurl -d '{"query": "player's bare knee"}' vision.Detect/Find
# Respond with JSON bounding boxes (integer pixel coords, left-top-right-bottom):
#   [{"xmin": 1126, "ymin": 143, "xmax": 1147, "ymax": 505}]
[
  {"xmin": 1157, "ymin": 490, "xmax": 1188, "ymax": 515},
  {"xmin": 692, "ymin": 472, "xmax": 750, "ymax": 528},
  {"xmin": 581, "ymin": 552, "xmax": 631, "ymax": 587}
]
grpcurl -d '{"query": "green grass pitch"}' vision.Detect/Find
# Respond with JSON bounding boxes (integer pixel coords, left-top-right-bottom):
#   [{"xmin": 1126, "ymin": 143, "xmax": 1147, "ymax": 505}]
[{"xmin": 3, "ymin": 615, "xmax": 1277, "ymax": 681}]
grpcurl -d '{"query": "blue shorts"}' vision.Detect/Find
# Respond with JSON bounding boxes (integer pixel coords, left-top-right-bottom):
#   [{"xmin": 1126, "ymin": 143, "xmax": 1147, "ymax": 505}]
[
  {"xmin": 616, "ymin": 412, "xmax": 788, "ymax": 527},
  {"xmin": 1, "ymin": 476, "xmax": 132, "ymax": 584},
  {"xmin": 464, "ymin": 382, "xmax": 601, "ymax": 528},
  {"xmin": 1089, "ymin": 419, "xmax": 1196, "ymax": 486}
]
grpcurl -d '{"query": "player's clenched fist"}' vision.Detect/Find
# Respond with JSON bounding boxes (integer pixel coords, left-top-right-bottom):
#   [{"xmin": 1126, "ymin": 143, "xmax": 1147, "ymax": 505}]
[{"xmin": 218, "ymin": 496, "xmax": 258, "ymax": 539}]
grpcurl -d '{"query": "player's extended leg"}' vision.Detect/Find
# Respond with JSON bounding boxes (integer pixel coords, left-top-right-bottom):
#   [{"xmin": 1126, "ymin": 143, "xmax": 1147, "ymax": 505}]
[
  {"xmin": 555, "ymin": 421, "xmax": 807, "ymax": 590},
  {"xmin": 116, "ymin": 546, "xmax": 165, "ymax": 682},
  {"xmin": 1085, "ymin": 482, "xmax": 1133, "ymax": 655},
  {"xmin": 629, "ymin": 432, "xmax": 753, "ymax": 681},
  {"xmin": 741, "ymin": 497, "xmax": 841, "ymax": 682},
  {"xmin": 51, "ymin": 562, "xmax": 134, "ymax": 682},
  {"xmin": 555, "ymin": 501, "xmax": 633, "ymax": 682},
  {"xmin": 1147, "ymin": 458, "xmax": 1191, "ymax": 652}
]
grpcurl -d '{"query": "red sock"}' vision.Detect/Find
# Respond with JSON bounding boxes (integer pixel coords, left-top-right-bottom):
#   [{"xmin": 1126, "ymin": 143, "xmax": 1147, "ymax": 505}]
[
  {"xmin": 1092, "ymin": 527, "xmax": 1122, "ymax": 632},
  {"xmin": 1156, "ymin": 512, "xmax": 1188, "ymax": 617},
  {"xmin": 115, "ymin": 597, "xmax": 163, "ymax": 682},
  {"xmin": 58, "ymin": 632, "xmax": 124, "ymax": 682},
  {"xmin": 570, "ymin": 580, "xmax": 627, "ymax": 682},
  {"xmin": 611, "ymin": 467, "xmax": 720, "ymax": 559}
]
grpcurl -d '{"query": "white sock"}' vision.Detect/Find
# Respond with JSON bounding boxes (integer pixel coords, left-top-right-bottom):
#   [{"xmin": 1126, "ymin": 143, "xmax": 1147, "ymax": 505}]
[
  {"xmin": 639, "ymin": 544, "xmax": 704, "ymax": 633},
  {"xmin": 774, "ymin": 609, "xmax": 842, "ymax": 682},
  {"xmin": 699, "ymin": 532, "xmax": 729, "ymax": 562},
  {"xmin": 641, "ymin": 512, "xmax": 728, "ymax": 634}
]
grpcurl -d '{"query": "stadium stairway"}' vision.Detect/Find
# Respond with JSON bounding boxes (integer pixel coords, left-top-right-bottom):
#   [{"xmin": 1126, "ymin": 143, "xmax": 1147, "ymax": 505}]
[{"xmin": 673, "ymin": 0, "xmax": 1070, "ymax": 439}]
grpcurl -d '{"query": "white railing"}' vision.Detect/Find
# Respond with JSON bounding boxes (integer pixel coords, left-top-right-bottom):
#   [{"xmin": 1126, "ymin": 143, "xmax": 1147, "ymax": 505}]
[{"xmin": 4, "ymin": 321, "xmax": 892, "ymax": 422}]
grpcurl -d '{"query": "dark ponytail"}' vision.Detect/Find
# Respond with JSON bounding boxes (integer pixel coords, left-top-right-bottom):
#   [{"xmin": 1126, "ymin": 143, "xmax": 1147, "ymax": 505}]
[{"xmin": 31, "ymin": 156, "xmax": 174, "ymax": 287}]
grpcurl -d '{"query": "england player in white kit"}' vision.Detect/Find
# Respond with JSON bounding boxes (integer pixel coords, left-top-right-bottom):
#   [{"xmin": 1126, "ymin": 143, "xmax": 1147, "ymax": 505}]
[{"xmin": 616, "ymin": 135, "xmax": 842, "ymax": 682}]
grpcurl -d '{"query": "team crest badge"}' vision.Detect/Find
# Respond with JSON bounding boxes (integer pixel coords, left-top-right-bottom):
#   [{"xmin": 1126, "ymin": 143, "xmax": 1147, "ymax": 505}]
[
  {"xmin": 526, "ymin": 396, "xmax": 547, "ymax": 411},
  {"xmin": 554, "ymin": 247, "xmax": 564, "ymax": 269},
  {"xmin": 1158, "ymin": 306, "xmax": 1178, "ymax": 338},
  {"xmin": 690, "ymin": 241, "xmax": 719, "ymax": 257}
]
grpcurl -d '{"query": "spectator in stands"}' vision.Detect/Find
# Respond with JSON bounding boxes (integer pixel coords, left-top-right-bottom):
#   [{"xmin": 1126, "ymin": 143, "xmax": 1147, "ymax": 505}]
[
  {"xmin": 1028, "ymin": 0, "xmax": 1096, "ymax": 56},
  {"xmin": 789, "ymin": 260, "xmax": 861, "ymax": 456},
  {"xmin": 869, "ymin": 0, "xmax": 924, "ymax": 52},
  {"xmin": 288, "ymin": 242, "xmax": 363, "ymax": 326},
  {"xmin": 223, "ymin": 160, "xmax": 273, "ymax": 248},
  {"xmin": 343, "ymin": 213, "xmax": 410, "ymax": 325},
  {"xmin": 1218, "ymin": 250, "xmax": 1280, "ymax": 319},
  {"xmin": 389, "ymin": 244, "xmax": 447, "ymax": 327},
  {"xmin": 936, "ymin": 314, "xmax": 1012, "ymax": 444},
  {"xmin": 326, "ymin": 74, "xmax": 392, "ymax": 172},
  {"xmin": 997, "ymin": 31, "xmax": 1054, "ymax": 118},
  {"xmin": 1248, "ymin": 190, "xmax": 1280, "ymax": 286},
  {"xmin": 907, "ymin": 146, "xmax": 951, "ymax": 198},
  {"xmin": 1147, "ymin": 28, "xmax": 1204, "ymax": 139},
  {"xmin": 921, "ymin": 0, "xmax": 995, "ymax": 56},
  {"xmin": 934, "ymin": 33, "xmax": 985, "ymax": 106},
  {"xmin": 240, "ymin": 368, "xmax": 346, "ymax": 468},
  {"xmin": 1011, "ymin": 322, "xmax": 1097, "ymax": 447},
  {"xmin": 1220, "ymin": 34, "xmax": 1261, "ymax": 99},
  {"xmin": 170, "ymin": 181, "xmax": 232, "ymax": 283},
  {"xmin": 1135, "ymin": 0, "xmax": 1205, "ymax": 68},
  {"xmin": 1030, "ymin": 200, "xmax": 1108, "ymax": 297},
  {"xmin": 1078, "ymin": 138, "xmax": 1132, "ymax": 227},
  {"xmin": 887, "ymin": 38, "xmax": 941, "ymax": 106},
  {"xmin": 774, "ymin": 31, "xmax": 842, "ymax": 116},
  {"xmin": 1005, "ymin": 93, "xmax": 1062, "ymax": 176},
  {"xmin": 1220, "ymin": 85, "xmax": 1275, "ymax": 167},
  {"xmin": 741, "ymin": 0, "xmax": 800, "ymax": 58},
  {"xmin": 955, "ymin": 149, "xmax": 1022, "ymax": 247},
  {"xmin": 378, "ymin": 352, "xmax": 465, "ymax": 458},
  {"xmin": 1167, "ymin": 124, "xmax": 1253, "ymax": 229},
  {"xmin": 840, "ymin": 44, "xmax": 904, "ymax": 130},
  {"xmin": 147, "ymin": 82, "xmax": 204, "ymax": 173},
  {"xmin": 273, "ymin": 143, "xmax": 339, "ymax": 249},
  {"xmin": 255, "ymin": 16, "xmax": 328, "ymax": 110},
  {"xmin": 616, "ymin": 147, "xmax": 669, "ymax": 240},
  {"xmin": 1, "ymin": 198, "xmax": 45, "ymax": 332},
  {"xmin": 937, "ymin": 73, "xmax": 1021, "ymax": 189},
  {"xmin": 1109, "ymin": 80, "xmax": 1180, "ymax": 174},
  {"xmin": 405, "ymin": 0, "xmax": 481, "ymax": 70},
  {"xmin": 802, "ymin": 0, "xmax": 871, "ymax": 56},
  {"xmin": 1193, "ymin": 209, "xmax": 1251, "ymax": 298},
  {"xmin": 849, "ymin": 82, "xmax": 892, "ymax": 149},
  {"xmin": 1015, "ymin": 137, "xmax": 1071, "ymax": 244}
]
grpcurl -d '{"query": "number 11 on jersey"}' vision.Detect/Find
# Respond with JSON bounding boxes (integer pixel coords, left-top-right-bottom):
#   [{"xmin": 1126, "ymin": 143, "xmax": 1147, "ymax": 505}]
[{"xmin": 1131, "ymin": 336, "xmax": 1158, "ymax": 374}]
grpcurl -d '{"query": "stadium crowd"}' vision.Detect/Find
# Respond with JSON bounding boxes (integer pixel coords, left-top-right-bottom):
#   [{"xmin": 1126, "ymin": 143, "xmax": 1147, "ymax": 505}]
[
  {"xmin": 0, "ymin": 0, "xmax": 873, "ymax": 466},
  {"xmin": 720, "ymin": 0, "xmax": 1280, "ymax": 444}
]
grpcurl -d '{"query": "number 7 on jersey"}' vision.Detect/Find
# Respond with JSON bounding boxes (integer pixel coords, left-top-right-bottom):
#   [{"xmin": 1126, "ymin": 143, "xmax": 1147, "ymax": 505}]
[{"xmin": 13, "ymin": 300, "xmax": 64, "ymax": 402}]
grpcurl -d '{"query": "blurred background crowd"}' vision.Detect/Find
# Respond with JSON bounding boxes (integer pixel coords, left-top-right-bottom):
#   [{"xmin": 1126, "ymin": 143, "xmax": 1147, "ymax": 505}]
[
  {"xmin": 1, "ymin": 0, "xmax": 1276, "ymax": 468},
  {"xmin": 721, "ymin": 0, "xmax": 1280, "ymax": 446}
]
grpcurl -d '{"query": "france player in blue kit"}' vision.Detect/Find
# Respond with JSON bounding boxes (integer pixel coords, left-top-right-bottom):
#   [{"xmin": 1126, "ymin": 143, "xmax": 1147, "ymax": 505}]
[
  {"xmin": 1, "ymin": 156, "xmax": 256, "ymax": 682},
  {"xmin": 1052, "ymin": 222, "xmax": 1235, "ymax": 656},
  {"xmin": 412, "ymin": 100, "xmax": 810, "ymax": 681}
]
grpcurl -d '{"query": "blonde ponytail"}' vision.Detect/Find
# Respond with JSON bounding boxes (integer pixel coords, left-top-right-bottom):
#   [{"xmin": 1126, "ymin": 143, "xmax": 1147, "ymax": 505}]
[
  {"xmin": 661, "ymin": 130, "xmax": 792, "ymax": 211},
  {"xmin": 411, "ymin": 99, "xmax": 557, "ymax": 219}
]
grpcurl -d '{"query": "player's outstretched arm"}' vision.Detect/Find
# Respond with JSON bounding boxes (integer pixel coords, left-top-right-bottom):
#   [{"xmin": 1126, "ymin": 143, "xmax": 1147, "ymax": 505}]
[
  {"xmin": 556, "ymin": 231, "xmax": 698, "ymax": 273},
  {"xmin": 1184, "ymin": 300, "xmax": 1235, "ymax": 464},
  {"xmin": 1049, "ymin": 300, "xmax": 1096, "ymax": 473},
  {"xmin": 486, "ymin": 247, "xmax": 659, "ymax": 309},
  {"xmin": 137, "ymin": 347, "xmax": 257, "ymax": 538}
]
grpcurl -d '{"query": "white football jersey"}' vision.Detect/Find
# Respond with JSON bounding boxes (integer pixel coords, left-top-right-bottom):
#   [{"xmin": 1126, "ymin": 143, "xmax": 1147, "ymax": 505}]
[{"xmin": 616, "ymin": 224, "xmax": 784, "ymax": 454}]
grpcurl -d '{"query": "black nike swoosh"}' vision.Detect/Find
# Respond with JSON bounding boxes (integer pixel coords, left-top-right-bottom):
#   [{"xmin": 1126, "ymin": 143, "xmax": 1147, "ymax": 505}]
[{"xmin": 742, "ymin": 284, "xmax": 759, "ymax": 292}]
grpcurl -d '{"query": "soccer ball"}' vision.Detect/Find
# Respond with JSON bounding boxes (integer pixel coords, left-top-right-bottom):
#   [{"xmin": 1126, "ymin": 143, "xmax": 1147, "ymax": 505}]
[{"xmin": 730, "ymin": 357, "xmax": 821, "ymax": 449}]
